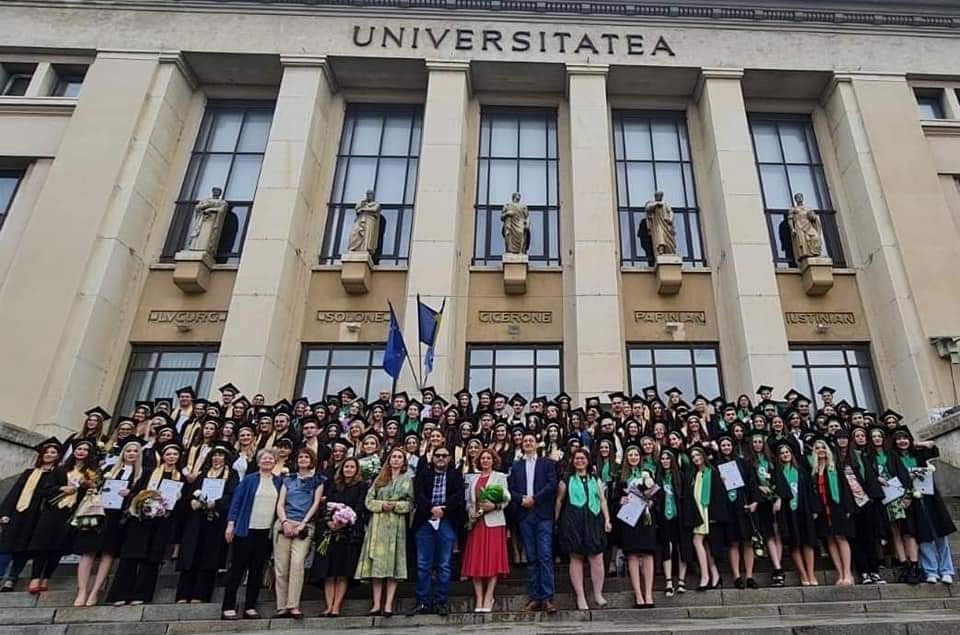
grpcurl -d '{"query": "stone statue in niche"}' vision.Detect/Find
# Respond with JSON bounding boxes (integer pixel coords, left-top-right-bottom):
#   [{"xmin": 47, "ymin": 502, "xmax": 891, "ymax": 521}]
[
  {"xmin": 186, "ymin": 187, "xmax": 229, "ymax": 257},
  {"xmin": 644, "ymin": 190, "xmax": 677, "ymax": 256},
  {"xmin": 501, "ymin": 192, "xmax": 530, "ymax": 255},
  {"xmin": 787, "ymin": 192, "xmax": 824, "ymax": 263},
  {"xmin": 347, "ymin": 189, "xmax": 382, "ymax": 254}
]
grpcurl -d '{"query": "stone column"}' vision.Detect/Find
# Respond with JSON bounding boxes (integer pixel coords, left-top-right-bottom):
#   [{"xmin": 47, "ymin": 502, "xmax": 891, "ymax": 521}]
[
  {"xmin": 695, "ymin": 69, "xmax": 793, "ymax": 395},
  {"xmin": 398, "ymin": 61, "xmax": 471, "ymax": 397},
  {"xmin": 566, "ymin": 65, "xmax": 626, "ymax": 403},
  {"xmin": 822, "ymin": 74, "xmax": 960, "ymax": 423},
  {"xmin": 0, "ymin": 52, "xmax": 195, "ymax": 437},
  {"xmin": 211, "ymin": 56, "xmax": 335, "ymax": 401}
]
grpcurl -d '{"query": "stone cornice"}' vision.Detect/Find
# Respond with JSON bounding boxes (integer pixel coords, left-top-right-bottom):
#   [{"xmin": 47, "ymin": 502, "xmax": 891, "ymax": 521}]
[{"xmin": 8, "ymin": 0, "xmax": 960, "ymax": 31}]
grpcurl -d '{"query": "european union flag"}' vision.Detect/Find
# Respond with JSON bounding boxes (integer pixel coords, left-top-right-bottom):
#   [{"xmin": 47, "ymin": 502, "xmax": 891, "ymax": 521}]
[
  {"xmin": 383, "ymin": 303, "xmax": 407, "ymax": 380},
  {"xmin": 418, "ymin": 296, "xmax": 445, "ymax": 377}
]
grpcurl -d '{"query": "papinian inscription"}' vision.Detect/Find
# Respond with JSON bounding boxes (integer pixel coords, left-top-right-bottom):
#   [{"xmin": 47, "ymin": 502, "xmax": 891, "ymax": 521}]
[{"xmin": 633, "ymin": 311, "xmax": 706, "ymax": 325}]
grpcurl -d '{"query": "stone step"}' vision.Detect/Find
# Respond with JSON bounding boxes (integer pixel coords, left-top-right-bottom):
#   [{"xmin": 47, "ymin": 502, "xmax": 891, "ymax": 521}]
[
  {"xmin": 0, "ymin": 595, "xmax": 957, "ymax": 635},
  {"xmin": 0, "ymin": 581, "xmax": 953, "ymax": 620},
  {"xmin": 5, "ymin": 566, "xmax": 937, "ymax": 607}
]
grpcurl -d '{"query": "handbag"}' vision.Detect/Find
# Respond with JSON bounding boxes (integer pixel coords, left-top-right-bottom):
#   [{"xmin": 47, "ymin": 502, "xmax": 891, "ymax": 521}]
[{"xmin": 70, "ymin": 490, "xmax": 106, "ymax": 529}]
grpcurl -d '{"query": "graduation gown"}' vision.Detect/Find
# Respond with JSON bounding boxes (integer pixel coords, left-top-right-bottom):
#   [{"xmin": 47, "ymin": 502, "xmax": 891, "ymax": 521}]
[
  {"xmin": 73, "ymin": 465, "xmax": 140, "ymax": 556},
  {"xmin": 681, "ymin": 465, "xmax": 730, "ymax": 530},
  {"xmin": 118, "ymin": 471, "xmax": 184, "ymax": 562},
  {"xmin": 811, "ymin": 465, "xmax": 857, "ymax": 538},
  {"xmin": 773, "ymin": 463, "xmax": 820, "ymax": 548},
  {"xmin": 177, "ymin": 469, "xmax": 238, "ymax": 572},
  {"xmin": 29, "ymin": 467, "xmax": 92, "ymax": 552},
  {"xmin": 716, "ymin": 456, "xmax": 761, "ymax": 544},
  {"xmin": 899, "ymin": 447, "xmax": 956, "ymax": 542},
  {"xmin": 0, "ymin": 469, "xmax": 58, "ymax": 553}
]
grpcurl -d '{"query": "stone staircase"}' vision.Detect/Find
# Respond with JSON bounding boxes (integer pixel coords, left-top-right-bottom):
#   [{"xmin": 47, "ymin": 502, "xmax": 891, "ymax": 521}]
[{"xmin": 2, "ymin": 506, "xmax": 960, "ymax": 634}]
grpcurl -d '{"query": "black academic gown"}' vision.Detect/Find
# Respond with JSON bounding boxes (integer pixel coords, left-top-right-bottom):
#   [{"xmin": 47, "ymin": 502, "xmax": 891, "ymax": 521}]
[
  {"xmin": 0, "ymin": 469, "xmax": 58, "ymax": 553},
  {"xmin": 29, "ymin": 467, "xmax": 89, "ymax": 552},
  {"xmin": 899, "ymin": 447, "xmax": 957, "ymax": 542},
  {"xmin": 811, "ymin": 465, "xmax": 857, "ymax": 538},
  {"xmin": 773, "ymin": 463, "xmax": 820, "ymax": 548},
  {"xmin": 118, "ymin": 472, "xmax": 184, "ymax": 562},
  {"xmin": 716, "ymin": 456, "xmax": 761, "ymax": 544},
  {"xmin": 177, "ymin": 469, "xmax": 238, "ymax": 572}
]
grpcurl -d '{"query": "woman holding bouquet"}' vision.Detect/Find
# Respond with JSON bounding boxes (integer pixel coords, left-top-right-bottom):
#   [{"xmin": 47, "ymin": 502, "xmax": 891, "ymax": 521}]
[
  {"xmin": 29, "ymin": 438, "xmax": 99, "ymax": 594},
  {"xmin": 462, "ymin": 449, "xmax": 511, "ymax": 612},
  {"xmin": 273, "ymin": 447, "xmax": 325, "ymax": 618},
  {"xmin": 356, "ymin": 447, "xmax": 414, "ymax": 616},
  {"xmin": 176, "ymin": 442, "xmax": 237, "ymax": 603},
  {"xmin": 72, "ymin": 438, "xmax": 145, "ymax": 606},
  {"xmin": 616, "ymin": 446, "xmax": 659, "ymax": 607},
  {"xmin": 556, "ymin": 448, "xmax": 612, "ymax": 610},
  {"xmin": 0, "ymin": 437, "xmax": 62, "ymax": 591},
  {"xmin": 109, "ymin": 441, "xmax": 185, "ymax": 606},
  {"xmin": 313, "ymin": 457, "xmax": 367, "ymax": 617},
  {"xmin": 746, "ymin": 432, "xmax": 784, "ymax": 586}
]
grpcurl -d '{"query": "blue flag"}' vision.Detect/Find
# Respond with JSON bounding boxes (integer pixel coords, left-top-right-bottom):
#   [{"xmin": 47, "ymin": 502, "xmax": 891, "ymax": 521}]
[
  {"xmin": 383, "ymin": 304, "xmax": 407, "ymax": 380},
  {"xmin": 418, "ymin": 296, "xmax": 445, "ymax": 377}
]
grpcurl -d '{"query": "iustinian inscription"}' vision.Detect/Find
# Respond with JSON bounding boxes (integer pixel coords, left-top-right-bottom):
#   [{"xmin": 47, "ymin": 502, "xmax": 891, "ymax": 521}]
[
  {"xmin": 147, "ymin": 310, "xmax": 228, "ymax": 326},
  {"xmin": 784, "ymin": 312, "xmax": 856, "ymax": 325},
  {"xmin": 352, "ymin": 25, "xmax": 675, "ymax": 57},
  {"xmin": 633, "ymin": 311, "xmax": 706, "ymax": 324},
  {"xmin": 479, "ymin": 311, "xmax": 553, "ymax": 324},
  {"xmin": 316, "ymin": 310, "xmax": 390, "ymax": 323}
]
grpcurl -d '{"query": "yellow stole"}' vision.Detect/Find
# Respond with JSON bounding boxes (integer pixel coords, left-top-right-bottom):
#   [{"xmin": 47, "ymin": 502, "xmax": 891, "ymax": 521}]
[
  {"xmin": 57, "ymin": 466, "xmax": 92, "ymax": 509},
  {"xmin": 15, "ymin": 468, "xmax": 47, "ymax": 512},
  {"xmin": 148, "ymin": 465, "xmax": 181, "ymax": 490}
]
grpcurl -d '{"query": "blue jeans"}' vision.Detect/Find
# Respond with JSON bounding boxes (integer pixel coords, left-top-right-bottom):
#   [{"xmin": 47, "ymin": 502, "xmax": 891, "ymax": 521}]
[
  {"xmin": 414, "ymin": 519, "xmax": 456, "ymax": 605},
  {"xmin": 920, "ymin": 536, "xmax": 955, "ymax": 578},
  {"xmin": 519, "ymin": 512, "xmax": 555, "ymax": 601}
]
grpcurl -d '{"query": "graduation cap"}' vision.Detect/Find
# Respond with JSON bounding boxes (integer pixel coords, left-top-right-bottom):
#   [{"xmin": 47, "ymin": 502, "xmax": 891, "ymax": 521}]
[
  {"xmin": 273, "ymin": 399, "xmax": 292, "ymax": 415},
  {"xmin": 432, "ymin": 395, "xmax": 449, "ymax": 408},
  {"xmin": 794, "ymin": 393, "xmax": 812, "ymax": 405},
  {"xmin": 848, "ymin": 406, "xmax": 867, "ymax": 416},
  {"xmin": 204, "ymin": 416, "xmax": 224, "ymax": 428},
  {"xmin": 476, "ymin": 388, "xmax": 493, "ymax": 399},
  {"xmin": 664, "ymin": 386, "xmax": 683, "ymax": 397},
  {"xmin": 782, "ymin": 389, "xmax": 801, "ymax": 402},
  {"xmin": 406, "ymin": 399, "xmax": 423, "ymax": 412},
  {"xmin": 674, "ymin": 400, "xmax": 691, "ymax": 411},
  {"xmin": 722, "ymin": 403, "xmax": 737, "ymax": 413},
  {"xmin": 693, "ymin": 394, "xmax": 710, "ymax": 405},
  {"xmin": 454, "ymin": 388, "xmax": 472, "ymax": 400},
  {"xmin": 835, "ymin": 400, "xmax": 852, "ymax": 411},
  {"xmin": 153, "ymin": 397, "xmax": 173, "ymax": 411},
  {"xmin": 84, "ymin": 406, "xmax": 112, "ymax": 421},
  {"xmin": 114, "ymin": 417, "xmax": 137, "ymax": 430},
  {"xmin": 158, "ymin": 440, "xmax": 184, "ymax": 455},
  {"xmin": 309, "ymin": 401, "xmax": 326, "ymax": 411},
  {"xmin": 629, "ymin": 394, "xmax": 646, "ymax": 404},
  {"xmin": 641, "ymin": 385, "xmax": 658, "ymax": 396},
  {"xmin": 255, "ymin": 407, "xmax": 274, "ymax": 420},
  {"xmin": 367, "ymin": 400, "xmax": 388, "ymax": 412},
  {"xmin": 338, "ymin": 386, "xmax": 357, "ymax": 400},
  {"xmin": 361, "ymin": 430, "xmax": 383, "ymax": 444},
  {"xmin": 531, "ymin": 396, "xmax": 548, "ymax": 406},
  {"xmin": 509, "ymin": 393, "xmax": 528, "ymax": 406},
  {"xmin": 209, "ymin": 440, "xmax": 235, "ymax": 456},
  {"xmin": 770, "ymin": 438, "xmax": 797, "ymax": 455},
  {"xmin": 325, "ymin": 394, "xmax": 342, "ymax": 407},
  {"xmin": 421, "ymin": 386, "xmax": 438, "ymax": 399},
  {"xmin": 493, "ymin": 392, "xmax": 509, "ymax": 402},
  {"xmin": 758, "ymin": 399, "xmax": 779, "ymax": 411},
  {"xmin": 880, "ymin": 409, "xmax": 903, "ymax": 423},
  {"xmin": 150, "ymin": 412, "xmax": 175, "ymax": 426},
  {"xmin": 218, "ymin": 383, "xmax": 240, "ymax": 395},
  {"xmin": 608, "ymin": 391, "xmax": 627, "ymax": 401},
  {"xmin": 273, "ymin": 435, "xmax": 295, "ymax": 449},
  {"xmin": 585, "ymin": 396, "xmax": 601, "ymax": 407},
  {"xmin": 134, "ymin": 401, "xmax": 153, "ymax": 414},
  {"xmin": 35, "ymin": 436, "xmax": 63, "ymax": 454},
  {"xmin": 817, "ymin": 386, "xmax": 837, "ymax": 396},
  {"xmin": 232, "ymin": 396, "xmax": 250, "ymax": 408},
  {"xmin": 555, "ymin": 391, "xmax": 572, "ymax": 403},
  {"xmin": 891, "ymin": 425, "xmax": 914, "ymax": 442},
  {"xmin": 756, "ymin": 384, "xmax": 774, "ymax": 395},
  {"xmin": 237, "ymin": 420, "xmax": 258, "ymax": 432},
  {"xmin": 176, "ymin": 386, "xmax": 196, "ymax": 398},
  {"xmin": 392, "ymin": 391, "xmax": 409, "ymax": 402}
]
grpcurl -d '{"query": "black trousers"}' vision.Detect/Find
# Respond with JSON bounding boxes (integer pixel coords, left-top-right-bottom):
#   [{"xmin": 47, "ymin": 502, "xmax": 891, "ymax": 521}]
[
  {"xmin": 108, "ymin": 559, "xmax": 161, "ymax": 603},
  {"xmin": 222, "ymin": 528, "xmax": 271, "ymax": 612},
  {"xmin": 30, "ymin": 551, "xmax": 61, "ymax": 579},
  {"xmin": 176, "ymin": 568, "xmax": 218, "ymax": 602}
]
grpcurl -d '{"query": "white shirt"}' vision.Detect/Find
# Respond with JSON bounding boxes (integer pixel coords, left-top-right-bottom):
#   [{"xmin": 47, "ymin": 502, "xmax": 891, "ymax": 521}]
[{"xmin": 524, "ymin": 455, "xmax": 537, "ymax": 497}]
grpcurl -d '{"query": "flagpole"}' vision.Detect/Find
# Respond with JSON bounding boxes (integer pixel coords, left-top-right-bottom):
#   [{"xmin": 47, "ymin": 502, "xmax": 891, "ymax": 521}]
[{"xmin": 416, "ymin": 294, "xmax": 424, "ymax": 388}]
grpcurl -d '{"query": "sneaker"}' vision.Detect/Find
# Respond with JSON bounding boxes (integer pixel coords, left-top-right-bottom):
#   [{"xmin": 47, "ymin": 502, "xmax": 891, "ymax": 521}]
[
  {"xmin": 861, "ymin": 573, "xmax": 874, "ymax": 585},
  {"xmin": 925, "ymin": 574, "xmax": 940, "ymax": 584},
  {"xmin": 941, "ymin": 575, "xmax": 953, "ymax": 586},
  {"xmin": 406, "ymin": 602, "xmax": 432, "ymax": 617},
  {"xmin": 872, "ymin": 573, "xmax": 887, "ymax": 585}
]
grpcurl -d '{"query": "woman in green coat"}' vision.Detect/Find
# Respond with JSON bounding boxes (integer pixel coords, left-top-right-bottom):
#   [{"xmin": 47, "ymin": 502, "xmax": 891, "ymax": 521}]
[{"xmin": 356, "ymin": 447, "xmax": 414, "ymax": 617}]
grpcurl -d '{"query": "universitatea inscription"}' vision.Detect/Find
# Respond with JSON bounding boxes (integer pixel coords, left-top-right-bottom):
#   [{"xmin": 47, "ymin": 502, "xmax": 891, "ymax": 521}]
[{"xmin": 352, "ymin": 25, "xmax": 675, "ymax": 56}]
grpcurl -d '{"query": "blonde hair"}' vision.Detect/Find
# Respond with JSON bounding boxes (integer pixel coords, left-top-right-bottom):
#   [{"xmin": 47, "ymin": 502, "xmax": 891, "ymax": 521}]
[
  {"xmin": 810, "ymin": 439, "xmax": 836, "ymax": 472},
  {"xmin": 108, "ymin": 440, "xmax": 144, "ymax": 483}
]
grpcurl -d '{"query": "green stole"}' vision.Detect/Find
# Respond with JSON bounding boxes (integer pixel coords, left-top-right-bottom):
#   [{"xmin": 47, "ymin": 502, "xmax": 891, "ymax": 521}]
[
  {"xmin": 662, "ymin": 472, "xmax": 677, "ymax": 520},
  {"xmin": 698, "ymin": 467, "xmax": 712, "ymax": 507},
  {"xmin": 569, "ymin": 475, "xmax": 601, "ymax": 515},
  {"xmin": 900, "ymin": 454, "xmax": 917, "ymax": 471},
  {"xmin": 823, "ymin": 466, "xmax": 840, "ymax": 504},
  {"xmin": 784, "ymin": 465, "xmax": 800, "ymax": 511}
]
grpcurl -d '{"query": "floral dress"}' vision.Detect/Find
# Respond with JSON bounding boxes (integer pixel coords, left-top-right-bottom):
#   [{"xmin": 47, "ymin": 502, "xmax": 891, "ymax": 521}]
[{"xmin": 355, "ymin": 474, "xmax": 414, "ymax": 579}]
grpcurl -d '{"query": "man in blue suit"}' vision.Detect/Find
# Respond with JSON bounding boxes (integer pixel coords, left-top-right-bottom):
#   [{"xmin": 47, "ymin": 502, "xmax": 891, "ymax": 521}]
[{"xmin": 508, "ymin": 431, "xmax": 557, "ymax": 613}]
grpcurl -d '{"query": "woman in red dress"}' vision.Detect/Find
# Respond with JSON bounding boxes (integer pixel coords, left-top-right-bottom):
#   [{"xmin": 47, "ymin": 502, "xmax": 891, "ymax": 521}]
[{"xmin": 461, "ymin": 449, "xmax": 511, "ymax": 612}]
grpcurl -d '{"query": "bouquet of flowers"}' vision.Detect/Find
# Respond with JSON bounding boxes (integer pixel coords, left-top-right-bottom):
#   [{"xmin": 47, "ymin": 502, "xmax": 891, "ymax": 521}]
[
  {"xmin": 191, "ymin": 489, "xmax": 218, "ymax": 522},
  {"xmin": 316, "ymin": 502, "xmax": 359, "ymax": 556},
  {"xmin": 627, "ymin": 471, "xmax": 660, "ymax": 526},
  {"xmin": 358, "ymin": 454, "xmax": 381, "ymax": 482},
  {"xmin": 128, "ymin": 490, "xmax": 166, "ymax": 520},
  {"xmin": 478, "ymin": 484, "xmax": 506, "ymax": 505}
]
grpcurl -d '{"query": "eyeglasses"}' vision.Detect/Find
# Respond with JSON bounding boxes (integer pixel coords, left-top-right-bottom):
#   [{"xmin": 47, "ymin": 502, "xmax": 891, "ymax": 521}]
[{"xmin": 434, "ymin": 453, "xmax": 450, "ymax": 459}]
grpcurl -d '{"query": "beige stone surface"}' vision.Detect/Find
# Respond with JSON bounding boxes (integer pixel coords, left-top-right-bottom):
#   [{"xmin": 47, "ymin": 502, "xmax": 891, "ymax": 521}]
[
  {"xmin": 466, "ymin": 272, "xmax": 563, "ymax": 343},
  {"xmin": 0, "ymin": 53, "xmax": 193, "ymax": 436},
  {"xmin": 212, "ymin": 60, "xmax": 335, "ymax": 401},
  {"xmin": 696, "ymin": 70, "xmax": 793, "ymax": 398},
  {"xmin": 399, "ymin": 62, "xmax": 471, "ymax": 396},
  {"xmin": 621, "ymin": 271, "xmax": 719, "ymax": 342},
  {"xmin": 130, "ymin": 270, "xmax": 235, "ymax": 343},
  {"xmin": 567, "ymin": 65, "xmax": 626, "ymax": 404},
  {"xmin": 303, "ymin": 270, "xmax": 408, "ymax": 343},
  {"xmin": 777, "ymin": 272, "xmax": 868, "ymax": 343}
]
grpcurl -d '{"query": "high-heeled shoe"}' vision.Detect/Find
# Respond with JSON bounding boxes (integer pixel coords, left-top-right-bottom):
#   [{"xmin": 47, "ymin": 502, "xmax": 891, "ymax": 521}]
[
  {"xmin": 696, "ymin": 581, "xmax": 709, "ymax": 592},
  {"xmin": 366, "ymin": 608, "xmax": 382, "ymax": 616},
  {"xmin": 710, "ymin": 578, "xmax": 722, "ymax": 590}
]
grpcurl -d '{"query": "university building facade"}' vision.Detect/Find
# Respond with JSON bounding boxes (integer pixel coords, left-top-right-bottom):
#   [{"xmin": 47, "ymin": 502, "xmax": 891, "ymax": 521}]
[{"xmin": 1, "ymin": 0, "xmax": 960, "ymax": 440}]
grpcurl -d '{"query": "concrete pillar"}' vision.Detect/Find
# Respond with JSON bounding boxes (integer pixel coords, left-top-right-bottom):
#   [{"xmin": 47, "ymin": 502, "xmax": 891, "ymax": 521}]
[
  {"xmin": 822, "ymin": 74, "xmax": 960, "ymax": 424},
  {"xmin": 566, "ymin": 64, "xmax": 626, "ymax": 403},
  {"xmin": 695, "ymin": 69, "xmax": 793, "ymax": 396},
  {"xmin": 0, "ymin": 52, "xmax": 195, "ymax": 437},
  {"xmin": 398, "ymin": 61, "xmax": 471, "ymax": 396},
  {"xmin": 212, "ymin": 56, "xmax": 336, "ymax": 402}
]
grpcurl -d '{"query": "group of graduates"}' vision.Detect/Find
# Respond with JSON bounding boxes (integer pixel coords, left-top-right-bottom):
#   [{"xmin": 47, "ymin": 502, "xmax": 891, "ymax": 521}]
[{"xmin": 0, "ymin": 380, "xmax": 955, "ymax": 618}]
